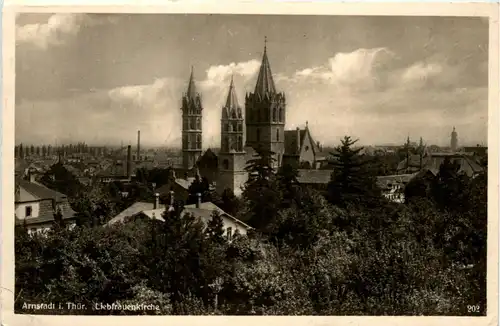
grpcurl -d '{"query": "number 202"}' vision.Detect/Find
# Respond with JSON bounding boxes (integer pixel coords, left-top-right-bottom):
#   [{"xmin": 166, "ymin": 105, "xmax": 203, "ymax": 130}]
[{"xmin": 468, "ymin": 305, "xmax": 480, "ymax": 313}]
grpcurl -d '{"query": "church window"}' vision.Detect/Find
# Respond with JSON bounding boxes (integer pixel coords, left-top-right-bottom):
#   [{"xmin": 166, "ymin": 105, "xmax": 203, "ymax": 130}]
[
  {"xmin": 233, "ymin": 122, "xmax": 238, "ymax": 132},
  {"xmin": 196, "ymin": 134, "xmax": 202, "ymax": 149},
  {"xmin": 273, "ymin": 107, "xmax": 277, "ymax": 122},
  {"xmin": 237, "ymin": 136, "xmax": 243, "ymax": 151},
  {"xmin": 276, "ymin": 129, "xmax": 280, "ymax": 142},
  {"xmin": 229, "ymin": 123, "xmax": 233, "ymax": 132},
  {"xmin": 305, "ymin": 146, "xmax": 309, "ymax": 152},
  {"xmin": 222, "ymin": 137, "xmax": 228, "ymax": 152},
  {"xmin": 256, "ymin": 129, "xmax": 261, "ymax": 142},
  {"xmin": 229, "ymin": 138, "xmax": 234, "ymax": 151},
  {"xmin": 190, "ymin": 118, "xmax": 195, "ymax": 130},
  {"xmin": 223, "ymin": 159, "xmax": 229, "ymax": 170},
  {"xmin": 196, "ymin": 118, "xmax": 201, "ymax": 130},
  {"xmin": 182, "ymin": 135, "xmax": 188, "ymax": 150},
  {"xmin": 237, "ymin": 122, "xmax": 242, "ymax": 132},
  {"xmin": 279, "ymin": 107, "xmax": 283, "ymax": 122}
]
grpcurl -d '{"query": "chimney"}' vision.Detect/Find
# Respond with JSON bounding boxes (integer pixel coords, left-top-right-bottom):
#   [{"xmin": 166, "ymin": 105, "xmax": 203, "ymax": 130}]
[
  {"xmin": 296, "ymin": 127, "xmax": 301, "ymax": 153},
  {"xmin": 28, "ymin": 170, "xmax": 35, "ymax": 183},
  {"xmin": 137, "ymin": 130, "xmax": 141, "ymax": 162},
  {"xmin": 126, "ymin": 145, "xmax": 132, "ymax": 178},
  {"xmin": 196, "ymin": 193, "xmax": 201, "ymax": 208},
  {"xmin": 154, "ymin": 192, "xmax": 159, "ymax": 209},
  {"xmin": 169, "ymin": 190, "xmax": 175, "ymax": 206}
]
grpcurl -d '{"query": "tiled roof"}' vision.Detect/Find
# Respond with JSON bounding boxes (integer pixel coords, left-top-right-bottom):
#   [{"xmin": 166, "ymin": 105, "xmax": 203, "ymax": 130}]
[
  {"xmin": 16, "ymin": 200, "xmax": 76, "ymax": 226},
  {"xmin": 107, "ymin": 201, "xmax": 155, "ymax": 225},
  {"xmin": 397, "ymin": 153, "xmax": 484, "ymax": 178},
  {"xmin": 107, "ymin": 201, "xmax": 251, "ymax": 230},
  {"xmin": 296, "ymin": 169, "xmax": 333, "ymax": 184},
  {"xmin": 376, "ymin": 173, "xmax": 418, "ymax": 190},
  {"xmin": 16, "ymin": 179, "xmax": 67, "ymax": 202},
  {"xmin": 254, "ymin": 45, "xmax": 277, "ymax": 97}
]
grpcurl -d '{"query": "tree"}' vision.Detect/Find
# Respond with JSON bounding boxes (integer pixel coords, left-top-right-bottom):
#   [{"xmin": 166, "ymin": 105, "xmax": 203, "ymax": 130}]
[
  {"xmin": 216, "ymin": 188, "xmax": 241, "ymax": 217},
  {"xmin": 205, "ymin": 211, "xmax": 226, "ymax": 245},
  {"xmin": 242, "ymin": 147, "xmax": 281, "ymax": 231},
  {"xmin": 52, "ymin": 207, "xmax": 65, "ymax": 229},
  {"xmin": 326, "ymin": 136, "xmax": 381, "ymax": 207}
]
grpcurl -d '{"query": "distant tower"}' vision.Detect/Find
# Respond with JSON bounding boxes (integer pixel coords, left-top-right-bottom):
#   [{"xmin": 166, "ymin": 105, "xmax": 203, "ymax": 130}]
[
  {"xmin": 245, "ymin": 37, "xmax": 286, "ymax": 168},
  {"xmin": 451, "ymin": 127, "xmax": 458, "ymax": 152},
  {"xmin": 217, "ymin": 76, "xmax": 247, "ymax": 197},
  {"xmin": 137, "ymin": 130, "xmax": 141, "ymax": 161},
  {"xmin": 181, "ymin": 67, "xmax": 203, "ymax": 170}
]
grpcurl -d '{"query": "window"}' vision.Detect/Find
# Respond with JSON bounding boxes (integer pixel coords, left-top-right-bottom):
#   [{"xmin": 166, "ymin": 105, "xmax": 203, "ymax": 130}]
[
  {"xmin": 305, "ymin": 146, "xmax": 309, "ymax": 152},
  {"xmin": 256, "ymin": 129, "xmax": 261, "ymax": 142},
  {"xmin": 196, "ymin": 134, "xmax": 202, "ymax": 149},
  {"xmin": 196, "ymin": 117, "xmax": 201, "ymax": 130},
  {"xmin": 190, "ymin": 118, "xmax": 195, "ymax": 130},
  {"xmin": 226, "ymin": 227, "xmax": 233, "ymax": 241},
  {"xmin": 25, "ymin": 206, "xmax": 32, "ymax": 217},
  {"xmin": 222, "ymin": 159, "xmax": 229, "ymax": 170},
  {"xmin": 273, "ymin": 107, "xmax": 277, "ymax": 122},
  {"xmin": 276, "ymin": 129, "xmax": 280, "ymax": 142},
  {"xmin": 237, "ymin": 136, "xmax": 243, "ymax": 152},
  {"xmin": 279, "ymin": 108, "xmax": 283, "ymax": 122}
]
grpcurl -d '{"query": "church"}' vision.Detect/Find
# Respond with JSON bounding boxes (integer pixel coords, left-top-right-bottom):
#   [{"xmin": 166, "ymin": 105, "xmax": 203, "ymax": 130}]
[{"xmin": 174, "ymin": 41, "xmax": 328, "ymax": 197}]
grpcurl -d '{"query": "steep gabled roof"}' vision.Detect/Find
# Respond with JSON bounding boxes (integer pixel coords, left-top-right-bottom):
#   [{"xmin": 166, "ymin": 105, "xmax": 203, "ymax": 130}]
[
  {"xmin": 16, "ymin": 179, "xmax": 67, "ymax": 202},
  {"xmin": 254, "ymin": 41, "xmax": 277, "ymax": 97},
  {"xmin": 186, "ymin": 67, "xmax": 198, "ymax": 102},
  {"xmin": 223, "ymin": 76, "xmax": 243, "ymax": 119}
]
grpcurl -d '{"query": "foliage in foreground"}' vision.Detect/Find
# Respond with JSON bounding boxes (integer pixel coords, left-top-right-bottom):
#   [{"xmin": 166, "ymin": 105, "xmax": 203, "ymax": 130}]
[{"xmin": 15, "ymin": 137, "xmax": 487, "ymax": 316}]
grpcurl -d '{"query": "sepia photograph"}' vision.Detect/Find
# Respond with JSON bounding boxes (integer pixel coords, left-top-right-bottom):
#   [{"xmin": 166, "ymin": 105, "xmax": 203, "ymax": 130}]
[{"xmin": 4, "ymin": 4, "xmax": 498, "ymax": 321}]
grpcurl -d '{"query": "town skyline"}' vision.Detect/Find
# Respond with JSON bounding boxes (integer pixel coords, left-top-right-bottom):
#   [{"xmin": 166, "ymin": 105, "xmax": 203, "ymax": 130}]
[{"xmin": 16, "ymin": 14, "xmax": 488, "ymax": 148}]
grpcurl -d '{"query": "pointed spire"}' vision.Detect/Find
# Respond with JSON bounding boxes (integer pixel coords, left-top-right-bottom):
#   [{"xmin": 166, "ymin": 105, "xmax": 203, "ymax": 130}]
[
  {"xmin": 186, "ymin": 66, "xmax": 198, "ymax": 101},
  {"xmin": 254, "ymin": 36, "xmax": 277, "ymax": 97},
  {"xmin": 223, "ymin": 75, "xmax": 241, "ymax": 118}
]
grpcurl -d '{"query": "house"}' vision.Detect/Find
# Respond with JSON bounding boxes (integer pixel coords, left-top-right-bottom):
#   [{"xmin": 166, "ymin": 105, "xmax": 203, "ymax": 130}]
[
  {"xmin": 376, "ymin": 173, "xmax": 418, "ymax": 203},
  {"xmin": 283, "ymin": 122, "xmax": 328, "ymax": 170},
  {"xmin": 295, "ymin": 169, "xmax": 334, "ymax": 189},
  {"xmin": 15, "ymin": 176, "xmax": 76, "ymax": 234},
  {"xmin": 107, "ymin": 192, "xmax": 251, "ymax": 239},
  {"xmin": 155, "ymin": 170, "xmax": 194, "ymax": 204},
  {"xmin": 397, "ymin": 152, "xmax": 484, "ymax": 178}
]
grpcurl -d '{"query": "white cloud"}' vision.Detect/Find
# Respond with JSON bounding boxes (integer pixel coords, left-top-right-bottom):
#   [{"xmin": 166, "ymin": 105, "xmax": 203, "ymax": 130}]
[
  {"xmin": 16, "ymin": 14, "xmax": 118, "ymax": 49},
  {"xmin": 16, "ymin": 49, "xmax": 487, "ymax": 148},
  {"xmin": 401, "ymin": 62, "xmax": 443, "ymax": 83},
  {"xmin": 293, "ymin": 48, "xmax": 395, "ymax": 89}
]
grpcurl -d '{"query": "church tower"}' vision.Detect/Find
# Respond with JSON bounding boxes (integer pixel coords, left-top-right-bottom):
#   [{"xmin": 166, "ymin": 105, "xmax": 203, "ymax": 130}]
[
  {"xmin": 181, "ymin": 67, "xmax": 203, "ymax": 170},
  {"xmin": 451, "ymin": 126, "xmax": 458, "ymax": 152},
  {"xmin": 217, "ymin": 77, "xmax": 247, "ymax": 197},
  {"xmin": 245, "ymin": 38, "xmax": 286, "ymax": 168}
]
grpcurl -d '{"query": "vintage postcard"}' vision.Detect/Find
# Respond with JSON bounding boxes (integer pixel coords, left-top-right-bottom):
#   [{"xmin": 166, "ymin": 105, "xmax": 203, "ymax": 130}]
[{"xmin": 1, "ymin": 2, "xmax": 499, "ymax": 326}]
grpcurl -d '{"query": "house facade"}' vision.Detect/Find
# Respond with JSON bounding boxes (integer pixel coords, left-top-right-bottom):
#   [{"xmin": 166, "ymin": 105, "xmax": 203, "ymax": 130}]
[{"xmin": 15, "ymin": 177, "xmax": 76, "ymax": 234}]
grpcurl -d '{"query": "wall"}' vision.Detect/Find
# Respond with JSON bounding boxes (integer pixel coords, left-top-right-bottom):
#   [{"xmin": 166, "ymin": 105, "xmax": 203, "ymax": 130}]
[
  {"xmin": 299, "ymin": 131, "xmax": 316, "ymax": 167},
  {"xmin": 15, "ymin": 201, "xmax": 40, "ymax": 219},
  {"xmin": 220, "ymin": 215, "xmax": 249, "ymax": 238}
]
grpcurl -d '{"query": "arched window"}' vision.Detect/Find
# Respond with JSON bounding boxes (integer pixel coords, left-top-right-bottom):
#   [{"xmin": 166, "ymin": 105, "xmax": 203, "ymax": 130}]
[
  {"xmin": 256, "ymin": 128, "xmax": 261, "ymax": 142},
  {"xmin": 233, "ymin": 122, "xmax": 238, "ymax": 132},
  {"xmin": 237, "ymin": 122, "xmax": 242, "ymax": 132},
  {"xmin": 279, "ymin": 108, "xmax": 283, "ymax": 122},
  {"xmin": 223, "ymin": 159, "xmax": 229, "ymax": 170},
  {"xmin": 237, "ymin": 136, "xmax": 243, "ymax": 151},
  {"xmin": 196, "ymin": 117, "xmax": 201, "ymax": 130},
  {"xmin": 196, "ymin": 134, "xmax": 202, "ymax": 149},
  {"xmin": 276, "ymin": 129, "xmax": 280, "ymax": 142},
  {"xmin": 273, "ymin": 107, "xmax": 277, "ymax": 122},
  {"xmin": 190, "ymin": 118, "xmax": 195, "ymax": 130},
  {"xmin": 229, "ymin": 138, "xmax": 234, "ymax": 151},
  {"xmin": 222, "ymin": 137, "xmax": 228, "ymax": 152}
]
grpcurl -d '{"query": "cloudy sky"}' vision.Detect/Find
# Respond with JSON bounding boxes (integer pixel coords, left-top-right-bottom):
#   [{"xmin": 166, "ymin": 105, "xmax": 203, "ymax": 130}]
[{"xmin": 15, "ymin": 13, "xmax": 488, "ymax": 147}]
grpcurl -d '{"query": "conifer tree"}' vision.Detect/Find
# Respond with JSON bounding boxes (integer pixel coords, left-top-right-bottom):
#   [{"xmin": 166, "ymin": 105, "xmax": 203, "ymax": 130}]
[{"xmin": 327, "ymin": 136, "xmax": 380, "ymax": 207}]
